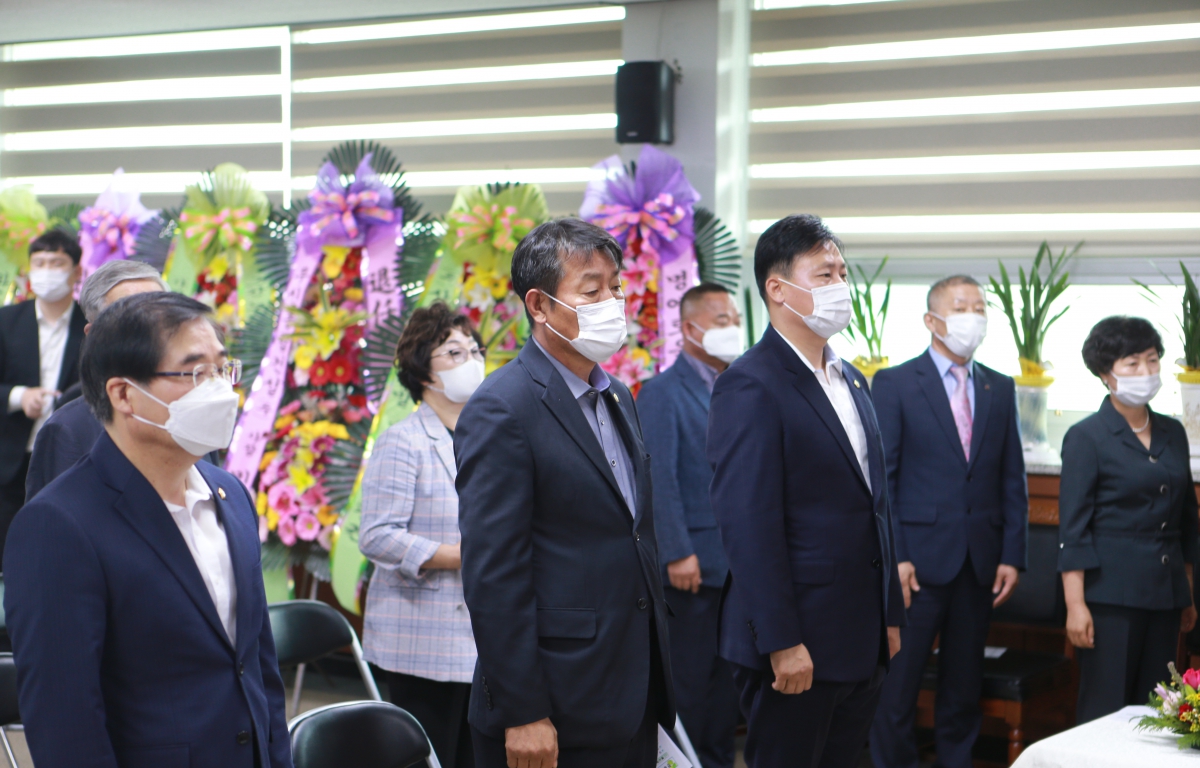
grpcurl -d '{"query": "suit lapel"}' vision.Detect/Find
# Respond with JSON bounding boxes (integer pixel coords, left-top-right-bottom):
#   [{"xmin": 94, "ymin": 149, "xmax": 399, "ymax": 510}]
[
  {"xmin": 968, "ymin": 365, "xmax": 993, "ymax": 468},
  {"xmin": 845, "ymin": 364, "xmax": 884, "ymax": 494},
  {"xmin": 55, "ymin": 304, "xmax": 86, "ymax": 392},
  {"xmin": 198, "ymin": 465, "xmax": 254, "ymax": 657},
  {"xmin": 673, "ymin": 355, "xmax": 711, "ymax": 413},
  {"xmin": 916, "ymin": 352, "xmax": 968, "ymax": 466},
  {"xmin": 418, "ymin": 403, "xmax": 457, "ymax": 480},
  {"xmin": 14, "ymin": 301, "xmax": 40, "ymax": 386},
  {"xmin": 603, "ymin": 388, "xmax": 647, "ymax": 523}
]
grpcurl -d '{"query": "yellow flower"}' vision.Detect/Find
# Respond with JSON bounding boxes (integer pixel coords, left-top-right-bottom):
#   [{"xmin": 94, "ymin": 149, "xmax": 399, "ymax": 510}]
[
  {"xmin": 630, "ymin": 347, "xmax": 653, "ymax": 367},
  {"xmin": 256, "ymin": 491, "xmax": 268, "ymax": 517},
  {"xmin": 214, "ymin": 302, "xmax": 236, "ymax": 326},
  {"xmin": 266, "ymin": 508, "xmax": 279, "ymax": 531},
  {"xmin": 208, "ymin": 254, "xmax": 230, "ymax": 282},
  {"xmin": 316, "ymin": 505, "xmax": 339, "ymax": 526},
  {"xmin": 273, "ymin": 414, "xmax": 295, "ymax": 432},
  {"xmin": 343, "ymin": 287, "xmax": 363, "ymax": 302},
  {"xmin": 321, "ymin": 246, "xmax": 350, "ymax": 279},
  {"xmin": 293, "ymin": 344, "xmax": 317, "ymax": 371},
  {"xmin": 295, "ymin": 447, "xmax": 315, "ymax": 469},
  {"xmin": 259, "ymin": 451, "xmax": 278, "ymax": 472},
  {"xmin": 288, "ymin": 464, "xmax": 316, "ymax": 494}
]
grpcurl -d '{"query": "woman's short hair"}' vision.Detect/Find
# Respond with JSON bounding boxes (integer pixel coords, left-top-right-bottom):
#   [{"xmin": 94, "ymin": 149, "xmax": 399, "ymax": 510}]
[
  {"xmin": 395, "ymin": 302, "xmax": 483, "ymax": 403},
  {"xmin": 1081, "ymin": 315, "xmax": 1164, "ymax": 377}
]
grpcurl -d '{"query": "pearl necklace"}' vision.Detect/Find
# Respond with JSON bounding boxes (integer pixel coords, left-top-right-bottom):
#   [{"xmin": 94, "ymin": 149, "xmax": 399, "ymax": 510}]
[{"xmin": 1131, "ymin": 411, "xmax": 1151, "ymax": 433}]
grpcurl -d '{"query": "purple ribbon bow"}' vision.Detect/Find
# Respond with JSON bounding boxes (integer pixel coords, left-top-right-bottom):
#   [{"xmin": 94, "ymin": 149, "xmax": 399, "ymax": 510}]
[
  {"xmin": 78, "ymin": 169, "xmax": 156, "ymax": 270},
  {"xmin": 298, "ymin": 154, "xmax": 395, "ymax": 252}
]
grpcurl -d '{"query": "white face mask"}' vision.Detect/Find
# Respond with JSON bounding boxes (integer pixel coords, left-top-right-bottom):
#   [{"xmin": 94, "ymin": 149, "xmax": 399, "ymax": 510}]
[
  {"xmin": 430, "ymin": 357, "xmax": 485, "ymax": 403},
  {"xmin": 930, "ymin": 312, "xmax": 987, "ymax": 359},
  {"xmin": 778, "ymin": 279, "xmax": 852, "ymax": 339},
  {"xmin": 542, "ymin": 292, "xmax": 628, "ymax": 363},
  {"xmin": 29, "ymin": 268, "xmax": 73, "ymax": 302},
  {"xmin": 1109, "ymin": 372, "xmax": 1161, "ymax": 407},
  {"xmin": 125, "ymin": 377, "xmax": 240, "ymax": 457},
  {"xmin": 689, "ymin": 321, "xmax": 743, "ymax": 363}
]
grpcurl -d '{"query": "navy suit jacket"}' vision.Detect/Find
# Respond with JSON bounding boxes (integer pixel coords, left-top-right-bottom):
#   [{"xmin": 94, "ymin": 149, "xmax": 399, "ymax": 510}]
[
  {"xmin": 871, "ymin": 351, "xmax": 1028, "ymax": 586},
  {"xmin": 638, "ymin": 354, "xmax": 729, "ymax": 587},
  {"xmin": 708, "ymin": 326, "xmax": 905, "ymax": 682},
  {"xmin": 455, "ymin": 341, "xmax": 675, "ymax": 749},
  {"xmin": 4, "ymin": 433, "xmax": 292, "ymax": 768}
]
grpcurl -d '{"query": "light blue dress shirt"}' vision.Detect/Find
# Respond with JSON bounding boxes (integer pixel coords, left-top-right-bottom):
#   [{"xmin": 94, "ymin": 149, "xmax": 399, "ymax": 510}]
[
  {"xmin": 928, "ymin": 346, "xmax": 975, "ymax": 418},
  {"xmin": 533, "ymin": 338, "xmax": 637, "ymax": 516},
  {"xmin": 680, "ymin": 350, "xmax": 719, "ymax": 394}
]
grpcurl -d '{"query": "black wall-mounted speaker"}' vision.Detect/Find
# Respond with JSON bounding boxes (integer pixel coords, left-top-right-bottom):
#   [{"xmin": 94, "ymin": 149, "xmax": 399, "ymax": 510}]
[{"xmin": 615, "ymin": 61, "xmax": 675, "ymax": 144}]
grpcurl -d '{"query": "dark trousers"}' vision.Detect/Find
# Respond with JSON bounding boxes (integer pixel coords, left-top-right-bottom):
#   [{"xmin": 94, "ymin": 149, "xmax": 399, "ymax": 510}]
[
  {"xmin": 732, "ymin": 661, "xmax": 886, "ymax": 768},
  {"xmin": 666, "ymin": 585, "xmax": 737, "ymax": 768},
  {"xmin": 1076, "ymin": 603, "xmax": 1181, "ymax": 724},
  {"xmin": 386, "ymin": 671, "xmax": 474, "ymax": 768},
  {"xmin": 0, "ymin": 452, "xmax": 30, "ymax": 568},
  {"xmin": 870, "ymin": 557, "xmax": 993, "ymax": 768}
]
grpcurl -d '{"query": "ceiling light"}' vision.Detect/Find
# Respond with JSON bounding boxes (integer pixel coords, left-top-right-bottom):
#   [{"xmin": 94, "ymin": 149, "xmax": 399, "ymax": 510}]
[
  {"xmin": 292, "ymin": 7, "xmax": 625, "ymax": 45},
  {"xmin": 1, "ymin": 27, "xmax": 288, "ymax": 62},
  {"xmin": 755, "ymin": 0, "xmax": 910, "ymax": 8},
  {"xmin": 751, "ymin": 86, "xmax": 1200, "ymax": 123},
  {"xmin": 753, "ymin": 22, "xmax": 1200, "ymax": 66},
  {"xmin": 1, "ymin": 171, "xmax": 288, "ymax": 196},
  {"xmin": 749, "ymin": 213, "xmax": 1200, "ymax": 234},
  {"xmin": 751, "ymin": 150, "xmax": 1200, "ymax": 179},
  {"xmin": 291, "ymin": 113, "xmax": 616, "ymax": 143},
  {"xmin": 293, "ymin": 59, "xmax": 622, "ymax": 94},
  {"xmin": 2, "ymin": 75, "xmax": 284, "ymax": 108},
  {"xmin": 2, "ymin": 123, "xmax": 285, "ymax": 152}
]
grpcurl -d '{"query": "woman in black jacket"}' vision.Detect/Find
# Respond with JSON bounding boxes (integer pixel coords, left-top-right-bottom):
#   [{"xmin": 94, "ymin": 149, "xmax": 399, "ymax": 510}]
[{"xmin": 1059, "ymin": 316, "xmax": 1199, "ymax": 722}]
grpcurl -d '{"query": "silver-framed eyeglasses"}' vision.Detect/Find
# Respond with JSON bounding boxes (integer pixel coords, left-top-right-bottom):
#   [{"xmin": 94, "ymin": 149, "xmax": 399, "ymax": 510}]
[
  {"xmin": 154, "ymin": 359, "xmax": 243, "ymax": 387},
  {"xmin": 431, "ymin": 346, "xmax": 485, "ymax": 366}
]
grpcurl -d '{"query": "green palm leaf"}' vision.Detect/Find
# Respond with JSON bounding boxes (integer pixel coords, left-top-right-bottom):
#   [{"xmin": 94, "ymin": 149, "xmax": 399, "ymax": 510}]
[
  {"xmin": 399, "ymin": 216, "xmax": 444, "ymax": 314},
  {"xmin": 322, "ymin": 418, "xmax": 371, "ymax": 515},
  {"xmin": 130, "ymin": 210, "xmax": 179, "ymax": 272},
  {"xmin": 47, "ymin": 203, "xmax": 86, "ymax": 235},
  {"xmin": 320, "ymin": 140, "xmax": 422, "ymax": 222},
  {"xmin": 693, "ymin": 207, "xmax": 741, "ymax": 289},
  {"xmin": 227, "ymin": 303, "xmax": 276, "ymax": 391}
]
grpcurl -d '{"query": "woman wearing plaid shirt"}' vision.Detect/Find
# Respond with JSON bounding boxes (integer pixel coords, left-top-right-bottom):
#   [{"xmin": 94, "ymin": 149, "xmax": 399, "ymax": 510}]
[{"xmin": 360, "ymin": 303, "xmax": 485, "ymax": 768}]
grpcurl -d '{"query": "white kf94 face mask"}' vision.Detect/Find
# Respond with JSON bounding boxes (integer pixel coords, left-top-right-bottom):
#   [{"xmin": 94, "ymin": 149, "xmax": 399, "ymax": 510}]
[
  {"xmin": 542, "ymin": 292, "xmax": 628, "ymax": 363},
  {"xmin": 430, "ymin": 358, "xmax": 486, "ymax": 403},
  {"xmin": 689, "ymin": 322, "xmax": 744, "ymax": 363},
  {"xmin": 1110, "ymin": 372, "xmax": 1161, "ymax": 407},
  {"xmin": 930, "ymin": 312, "xmax": 988, "ymax": 358},
  {"xmin": 125, "ymin": 377, "xmax": 240, "ymax": 457},
  {"xmin": 778, "ymin": 279, "xmax": 853, "ymax": 339},
  {"xmin": 29, "ymin": 268, "xmax": 73, "ymax": 302}
]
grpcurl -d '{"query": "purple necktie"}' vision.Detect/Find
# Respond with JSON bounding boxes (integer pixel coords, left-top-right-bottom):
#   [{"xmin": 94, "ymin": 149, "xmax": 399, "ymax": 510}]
[{"xmin": 950, "ymin": 365, "xmax": 972, "ymax": 461}]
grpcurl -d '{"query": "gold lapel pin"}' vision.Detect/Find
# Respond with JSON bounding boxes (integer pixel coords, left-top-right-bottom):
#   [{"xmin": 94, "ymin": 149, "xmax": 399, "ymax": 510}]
[
  {"xmin": 853, "ymin": 379, "xmax": 861, "ymax": 389},
  {"xmin": 218, "ymin": 487, "xmax": 226, "ymax": 500},
  {"xmin": 613, "ymin": 393, "xmax": 620, "ymax": 403}
]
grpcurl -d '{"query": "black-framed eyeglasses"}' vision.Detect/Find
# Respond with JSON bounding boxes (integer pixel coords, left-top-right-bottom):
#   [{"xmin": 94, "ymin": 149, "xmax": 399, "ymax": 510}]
[
  {"xmin": 154, "ymin": 360, "xmax": 243, "ymax": 388},
  {"xmin": 431, "ymin": 346, "xmax": 485, "ymax": 366}
]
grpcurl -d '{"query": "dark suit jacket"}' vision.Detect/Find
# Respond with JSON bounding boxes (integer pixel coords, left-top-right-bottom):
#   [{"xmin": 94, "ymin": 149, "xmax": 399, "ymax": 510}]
[
  {"xmin": 4, "ymin": 433, "xmax": 292, "ymax": 768},
  {"xmin": 0, "ymin": 300, "xmax": 86, "ymax": 484},
  {"xmin": 455, "ymin": 341, "xmax": 675, "ymax": 749},
  {"xmin": 638, "ymin": 354, "xmax": 729, "ymax": 587},
  {"xmin": 1058, "ymin": 397, "xmax": 1200, "ymax": 611},
  {"xmin": 708, "ymin": 325, "xmax": 905, "ymax": 682},
  {"xmin": 871, "ymin": 351, "xmax": 1028, "ymax": 586},
  {"xmin": 26, "ymin": 397, "xmax": 222, "ymax": 503}
]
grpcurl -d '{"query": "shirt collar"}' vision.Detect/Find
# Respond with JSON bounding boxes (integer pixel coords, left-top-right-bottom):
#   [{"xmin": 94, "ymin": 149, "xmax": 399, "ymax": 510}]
[
  {"xmin": 777, "ymin": 332, "xmax": 842, "ymax": 377},
  {"xmin": 927, "ymin": 346, "xmax": 973, "ymax": 378},
  {"xmin": 681, "ymin": 350, "xmax": 719, "ymax": 386},
  {"xmin": 34, "ymin": 301, "xmax": 72, "ymax": 328},
  {"xmin": 532, "ymin": 337, "xmax": 611, "ymax": 399},
  {"xmin": 163, "ymin": 465, "xmax": 214, "ymax": 515}
]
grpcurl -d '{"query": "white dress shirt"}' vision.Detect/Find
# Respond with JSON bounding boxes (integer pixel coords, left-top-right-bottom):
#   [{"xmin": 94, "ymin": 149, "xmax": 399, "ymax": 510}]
[
  {"xmin": 779, "ymin": 336, "xmax": 871, "ymax": 491},
  {"xmin": 6, "ymin": 301, "xmax": 72, "ymax": 450},
  {"xmin": 162, "ymin": 466, "xmax": 238, "ymax": 645}
]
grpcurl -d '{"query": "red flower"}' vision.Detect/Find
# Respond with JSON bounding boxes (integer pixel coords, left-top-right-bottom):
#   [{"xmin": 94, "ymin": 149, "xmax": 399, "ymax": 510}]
[
  {"xmin": 348, "ymin": 394, "xmax": 368, "ymax": 408},
  {"xmin": 1181, "ymin": 704, "xmax": 1193, "ymax": 717},
  {"xmin": 309, "ymin": 360, "xmax": 332, "ymax": 387},
  {"xmin": 327, "ymin": 354, "xmax": 354, "ymax": 385}
]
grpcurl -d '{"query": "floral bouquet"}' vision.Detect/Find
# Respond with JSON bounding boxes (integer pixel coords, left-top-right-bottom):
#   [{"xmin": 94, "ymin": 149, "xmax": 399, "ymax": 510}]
[
  {"xmin": 1135, "ymin": 662, "xmax": 1200, "ymax": 749},
  {"xmin": 77, "ymin": 168, "xmax": 158, "ymax": 280}
]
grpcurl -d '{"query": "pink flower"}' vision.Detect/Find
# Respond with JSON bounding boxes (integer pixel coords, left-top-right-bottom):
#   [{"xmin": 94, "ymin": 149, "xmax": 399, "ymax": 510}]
[
  {"xmin": 277, "ymin": 517, "xmax": 297, "ymax": 546},
  {"xmin": 620, "ymin": 253, "xmax": 656, "ymax": 296},
  {"xmin": 268, "ymin": 482, "xmax": 298, "ymax": 517},
  {"xmin": 295, "ymin": 513, "xmax": 321, "ymax": 541},
  {"xmin": 258, "ymin": 515, "xmax": 269, "ymax": 544},
  {"xmin": 317, "ymin": 525, "xmax": 335, "ymax": 552},
  {"xmin": 279, "ymin": 400, "xmax": 302, "ymax": 416},
  {"xmin": 1183, "ymin": 669, "xmax": 1200, "ymax": 690},
  {"xmin": 299, "ymin": 484, "xmax": 328, "ymax": 511}
]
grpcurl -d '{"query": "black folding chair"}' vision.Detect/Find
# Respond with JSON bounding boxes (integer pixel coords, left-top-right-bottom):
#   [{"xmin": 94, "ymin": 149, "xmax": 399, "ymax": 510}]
[
  {"xmin": 289, "ymin": 700, "xmax": 441, "ymax": 768},
  {"xmin": 268, "ymin": 600, "xmax": 381, "ymax": 718},
  {"xmin": 0, "ymin": 654, "xmax": 21, "ymax": 767}
]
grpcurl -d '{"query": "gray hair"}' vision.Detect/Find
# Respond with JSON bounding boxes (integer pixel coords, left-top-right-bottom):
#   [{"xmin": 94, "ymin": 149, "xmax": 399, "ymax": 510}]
[{"xmin": 80, "ymin": 260, "xmax": 169, "ymax": 322}]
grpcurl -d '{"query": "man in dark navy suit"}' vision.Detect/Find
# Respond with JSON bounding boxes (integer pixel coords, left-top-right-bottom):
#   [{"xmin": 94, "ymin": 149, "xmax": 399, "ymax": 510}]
[
  {"xmin": 639, "ymin": 283, "xmax": 743, "ymax": 768},
  {"xmin": 456, "ymin": 219, "xmax": 674, "ymax": 768},
  {"xmin": 4, "ymin": 292, "xmax": 291, "ymax": 768},
  {"xmin": 708, "ymin": 214, "xmax": 904, "ymax": 768},
  {"xmin": 869, "ymin": 276, "xmax": 1027, "ymax": 768}
]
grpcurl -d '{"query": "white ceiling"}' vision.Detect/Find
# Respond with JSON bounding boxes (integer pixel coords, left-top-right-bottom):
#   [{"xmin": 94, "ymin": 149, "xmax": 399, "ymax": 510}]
[{"xmin": 0, "ymin": 0, "xmax": 645, "ymax": 44}]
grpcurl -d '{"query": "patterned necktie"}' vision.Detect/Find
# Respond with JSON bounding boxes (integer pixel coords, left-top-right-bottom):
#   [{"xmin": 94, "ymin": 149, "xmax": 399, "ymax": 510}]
[{"xmin": 950, "ymin": 364, "xmax": 972, "ymax": 461}]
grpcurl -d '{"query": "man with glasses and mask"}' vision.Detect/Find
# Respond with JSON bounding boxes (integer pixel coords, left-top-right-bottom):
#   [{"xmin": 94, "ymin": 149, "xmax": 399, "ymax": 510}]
[
  {"xmin": 0, "ymin": 230, "xmax": 86, "ymax": 560},
  {"xmin": 708, "ymin": 214, "xmax": 904, "ymax": 768},
  {"xmin": 637, "ymin": 282, "xmax": 742, "ymax": 768},
  {"xmin": 869, "ymin": 276, "xmax": 1026, "ymax": 768},
  {"xmin": 4, "ymin": 292, "xmax": 291, "ymax": 768},
  {"xmin": 455, "ymin": 218, "xmax": 675, "ymax": 768}
]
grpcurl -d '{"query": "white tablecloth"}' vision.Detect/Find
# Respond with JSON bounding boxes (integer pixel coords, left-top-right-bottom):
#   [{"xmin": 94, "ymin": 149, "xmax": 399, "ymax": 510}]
[{"xmin": 1012, "ymin": 706, "xmax": 1199, "ymax": 767}]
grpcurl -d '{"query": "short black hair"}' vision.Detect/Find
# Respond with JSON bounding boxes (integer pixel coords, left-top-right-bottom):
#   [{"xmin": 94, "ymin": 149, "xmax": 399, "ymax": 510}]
[
  {"xmin": 753, "ymin": 214, "xmax": 843, "ymax": 300},
  {"xmin": 29, "ymin": 228, "xmax": 82, "ymax": 265},
  {"xmin": 395, "ymin": 302, "xmax": 483, "ymax": 403},
  {"xmin": 511, "ymin": 218, "xmax": 623, "ymax": 322},
  {"xmin": 680, "ymin": 282, "xmax": 732, "ymax": 319},
  {"xmin": 1081, "ymin": 316, "xmax": 1164, "ymax": 378},
  {"xmin": 926, "ymin": 275, "xmax": 983, "ymax": 311},
  {"xmin": 81, "ymin": 292, "xmax": 216, "ymax": 423}
]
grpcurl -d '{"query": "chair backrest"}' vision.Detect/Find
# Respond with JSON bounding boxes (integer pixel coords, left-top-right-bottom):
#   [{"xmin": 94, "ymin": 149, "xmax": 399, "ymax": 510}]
[
  {"xmin": 992, "ymin": 523, "xmax": 1066, "ymax": 627},
  {"xmin": 0, "ymin": 653, "xmax": 20, "ymax": 726},
  {"xmin": 268, "ymin": 600, "xmax": 356, "ymax": 667},
  {"xmin": 289, "ymin": 700, "xmax": 432, "ymax": 768}
]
